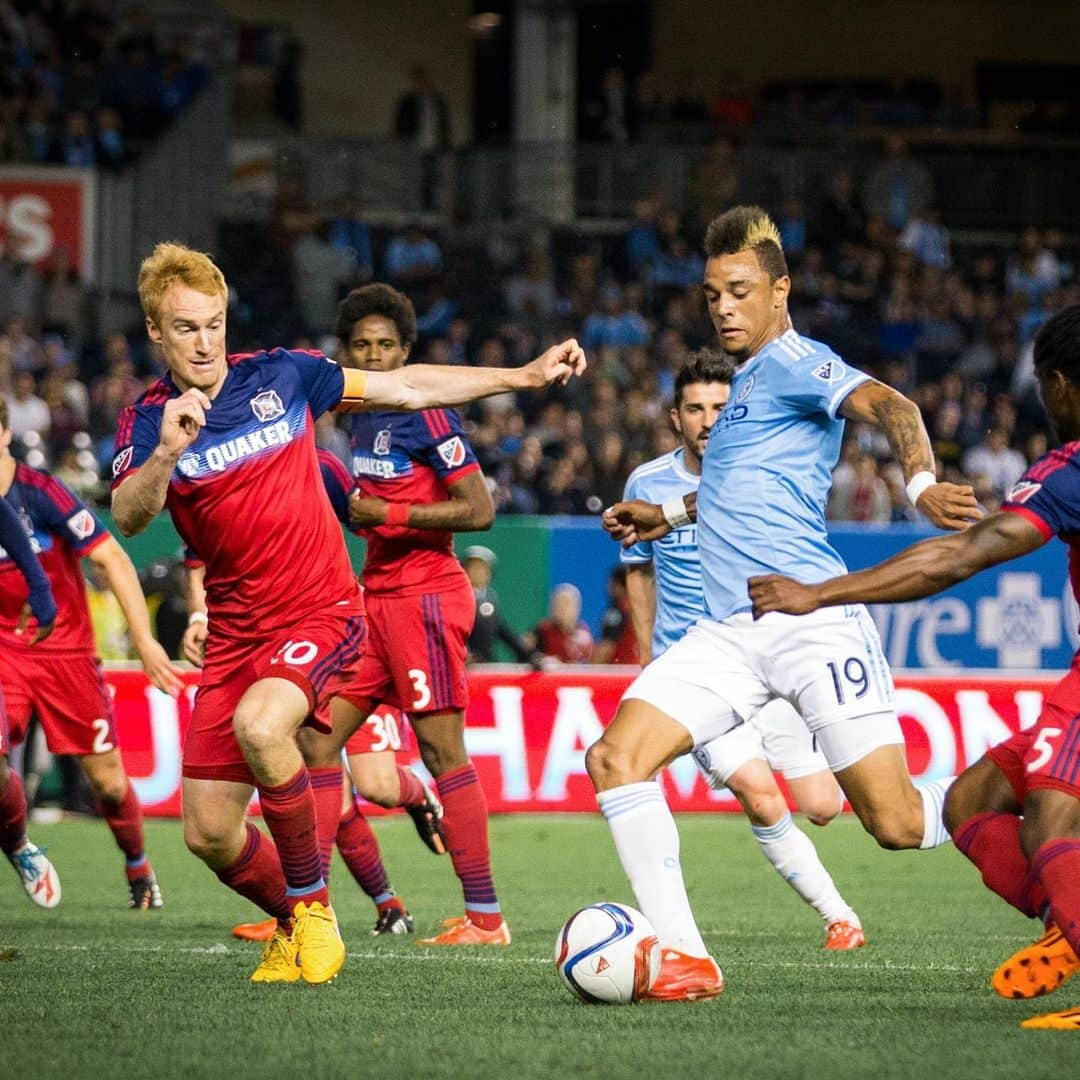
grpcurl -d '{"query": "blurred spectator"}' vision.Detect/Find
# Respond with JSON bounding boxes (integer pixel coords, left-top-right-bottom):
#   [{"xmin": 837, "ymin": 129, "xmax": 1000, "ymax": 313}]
[
  {"xmin": 899, "ymin": 206, "xmax": 951, "ymax": 269},
  {"xmin": 292, "ymin": 220, "xmax": 358, "ymax": 337},
  {"xmin": 581, "ymin": 284, "xmax": 649, "ymax": 351},
  {"xmin": 86, "ymin": 562, "xmax": 131, "ymax": 660},
  {"xmin": 384, "ymin": 223, "xmax": 443, "ymax": 292},
  {"xmin": 462, "ymin": 545, "xmax": 535, "ymax": 664},
  {"xmin": 394, "ymin": 64, "xmax": 451, "ymax": 211},
  {"xmin": 583, "ymin": 67, "xmax": 630, "ymax": 143},
  {"xmin": 962, "ymin": 428, "xmax": 1027, "ymax": 500},
  {"xmin": 5, "ymin": 369, "xmax": 49, "ymax": 439},
  {"xmin": 827, "ymin": 453, "xmax": 891, "ymax": 523},
  {"xmin": 327, "ymin": 195, "xmax": 373, "ymax": 280},
  {"xmin": 505, "ymin": 249, "xmax": 560, "ymax": 321},
  {"xmin": 864, "ymin": 135, "xmax": 934, "ymax": 230},
  {"xmin": 526, "ymin": 583, "xmax": 594, "ymax": 665},
  {"xmin": 41, "ymin": 249, "xmax": 86, "ymax": 342},
  {"xmin": 593, "ymin": 566, "xmax": 639, "ymax": 665},
  {"xmin": 56, "ymin": 109, "xmax": 95, "ymax": 165}
]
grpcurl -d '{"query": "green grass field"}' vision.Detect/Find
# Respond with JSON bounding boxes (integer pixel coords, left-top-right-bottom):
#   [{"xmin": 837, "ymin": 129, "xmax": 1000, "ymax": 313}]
[{"xmin": 2, "ymin": 813, "xmax": 1076, "ymax": 1079}]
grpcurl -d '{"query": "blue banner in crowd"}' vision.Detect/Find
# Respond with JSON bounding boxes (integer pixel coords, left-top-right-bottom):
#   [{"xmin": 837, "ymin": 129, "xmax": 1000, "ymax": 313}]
[{"xmin": 553, "ymin": 519, "xmax": 1078, "ymax": 673}]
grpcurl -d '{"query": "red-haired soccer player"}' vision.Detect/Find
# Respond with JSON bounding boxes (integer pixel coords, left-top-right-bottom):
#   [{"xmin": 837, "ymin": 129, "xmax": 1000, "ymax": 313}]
[
  {"xmin": 111, "ymin": 243, "xmax": 583, "ymax": 983},
  {"xmin": 0, "ymin": 397, "xmax": 181, "ymax": 910},
  {"xmin": 749, "ymin": 304, "xmax": 1080, "ymax": 1030}
]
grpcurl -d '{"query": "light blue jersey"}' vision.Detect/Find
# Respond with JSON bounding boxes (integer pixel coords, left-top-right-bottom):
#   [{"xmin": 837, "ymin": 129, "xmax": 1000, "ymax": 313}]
[
  {"xmin": 697, "ymin": 328, "xmax": 870, "ymax": 621},
  {"xmin": 621, "ymin": 448, "xmax": 704, "ymax": 658}
]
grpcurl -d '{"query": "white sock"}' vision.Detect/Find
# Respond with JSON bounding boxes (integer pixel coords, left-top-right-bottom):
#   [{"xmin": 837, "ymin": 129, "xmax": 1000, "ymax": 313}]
[
  {"xmin": 597, "ymin": 781, "xmax": 709, "ymax": 957},
  {"xmin": 919, "ymin": 776, "xmax": 955, "ymax": 849},
  {"xmin": 751, "ymin": 813, "xmax": 858, "ymax": 927}
]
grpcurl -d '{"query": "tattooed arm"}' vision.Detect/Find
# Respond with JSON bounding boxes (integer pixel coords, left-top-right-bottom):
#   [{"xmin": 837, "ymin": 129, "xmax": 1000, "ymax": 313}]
[{"xmin": 839, "ymin": 379, "xmax": 982, "ymax": 531}]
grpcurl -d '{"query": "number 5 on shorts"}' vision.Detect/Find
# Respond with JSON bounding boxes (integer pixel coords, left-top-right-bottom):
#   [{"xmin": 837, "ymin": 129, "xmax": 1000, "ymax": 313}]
[{"xmin": 408, "ymin": 668, "xmax": 432, "ymax": 710}]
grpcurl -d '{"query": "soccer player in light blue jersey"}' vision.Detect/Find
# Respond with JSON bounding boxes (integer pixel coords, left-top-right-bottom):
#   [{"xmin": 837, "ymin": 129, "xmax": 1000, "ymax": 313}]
[
  {"xmin": 588, "ymin": 205, "xmax": 982, "ymax": 1001},
  {"xmin": 620, "ymin": 349, "xmax": 865, "ymax": 952}
]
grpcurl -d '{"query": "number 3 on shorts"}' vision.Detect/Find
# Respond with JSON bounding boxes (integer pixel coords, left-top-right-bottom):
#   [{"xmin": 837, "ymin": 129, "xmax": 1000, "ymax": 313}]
[
  {"xmin": 1027, "ymin": 726, "xmax": 1063, "ymax": 773},
  {"xmin": 408, "ymin": 668, "xmax": 432, "ymax": 710}
]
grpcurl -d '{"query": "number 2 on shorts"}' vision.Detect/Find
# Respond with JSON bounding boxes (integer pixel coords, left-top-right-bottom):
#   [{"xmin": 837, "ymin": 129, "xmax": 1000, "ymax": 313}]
[{"xmin": 827, "ymin": 657, "xmax": 868, "ymax": 705}]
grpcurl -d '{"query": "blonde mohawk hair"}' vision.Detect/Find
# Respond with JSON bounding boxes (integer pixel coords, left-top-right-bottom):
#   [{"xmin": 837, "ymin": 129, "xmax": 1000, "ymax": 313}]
[{"xmin": 704, "ymin": 205, "xmax": 788, "ymax": 281}]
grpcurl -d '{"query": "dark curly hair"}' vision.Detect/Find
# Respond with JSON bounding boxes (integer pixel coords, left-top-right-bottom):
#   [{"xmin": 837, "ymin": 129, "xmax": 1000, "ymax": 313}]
[
  {"xmin": 336, "ymin": 283, "xmax": 418, "ymax": 349},
  {"xmin": 674, "ymin": 348, "xmax": 734, "ymax": 406}
]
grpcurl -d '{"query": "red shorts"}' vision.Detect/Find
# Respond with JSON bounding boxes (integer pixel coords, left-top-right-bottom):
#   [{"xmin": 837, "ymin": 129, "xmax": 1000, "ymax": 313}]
[
  {"xmin": 343, "ymin": 703, "xmax": 411, "ymax": 756},
  {"xmin": 0, "ymin": 650, "xmax": 117, "ymax": 756},
  {"xmin": 988, "ymin": 664, "xmax": 1080, "ymax": 801},
  {"xmin": 183, "ymin": 598, "xmax": 367, "ymax": 785},
  {"xmin": 337, "ymin": 583, "xmax": 474, "ymax": 716}
]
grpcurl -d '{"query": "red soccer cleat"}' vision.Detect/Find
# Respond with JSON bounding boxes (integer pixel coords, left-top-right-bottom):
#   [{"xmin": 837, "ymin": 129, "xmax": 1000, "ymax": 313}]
[
  {"xmin": 992, "ymin": 925, "xmax": 1080, "ymax": 1000},
  {"xmin": 644, "ymin": 949, "xmax": 724, "ymax": 1002},
  {"xmin": 825, "ymin": 920, "xmax": 866, "ymax": 951},
  {"xmin": 232, "ymin": 917, "xmax": 279, "ymax": 942}
]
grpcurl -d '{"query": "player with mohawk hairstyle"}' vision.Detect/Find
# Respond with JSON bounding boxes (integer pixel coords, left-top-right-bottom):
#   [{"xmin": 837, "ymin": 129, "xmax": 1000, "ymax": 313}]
[{"xmin": 595, "ymin": 205, "xmax": 979, "ymax": 1000}]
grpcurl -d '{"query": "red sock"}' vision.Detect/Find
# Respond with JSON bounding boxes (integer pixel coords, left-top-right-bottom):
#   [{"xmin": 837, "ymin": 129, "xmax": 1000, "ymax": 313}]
[
  {"xmin": 258, "ymin": 767, "xmax": 328, "ymax": 909},
  {"xmin": 1032, "ymin": 838, "xmax": 1080, "ymax": 955},
  {"xmin": 953, "ymin": 811, "xmax": 1039, "ymax": 918},
  {"xmin": 396, "ymin": 766, "xmax": 427, "ymax": 809},
  {"xmin": 0, "ymin": 769, "xmax": 28, "ymax": 854},
  {"xmin": 216, "ymin": 822, "xmax": 291, "ymax": 921},
  {"xmin": 98, "ymin": 780, "xmax": 150, "ymax": 880},
  {"xmin": 434, "ymin": 763, "xmax": 501, "ymax": 930},
  {"xmin": 336, "ymin": 796, "xmax": 398, "ymax": 907},
  {"xmin": 308, "ymin": 766, "xmax": 344, "ymax": 882}
]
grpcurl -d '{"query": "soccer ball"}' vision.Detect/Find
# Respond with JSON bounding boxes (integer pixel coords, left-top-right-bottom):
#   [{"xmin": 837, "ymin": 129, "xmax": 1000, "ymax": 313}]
[{"xmin": 554, "ymin": 902, "xmax": 661, "ymax": 1004}]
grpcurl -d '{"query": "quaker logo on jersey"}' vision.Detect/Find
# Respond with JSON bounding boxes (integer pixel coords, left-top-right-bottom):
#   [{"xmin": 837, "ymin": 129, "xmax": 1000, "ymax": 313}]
[
  {"xmin": 373, "ymin": 428, "xmax": 392, "ymax": 456},
  {"xmin": 66, "ymin": 509, "xmax": 95, "ymax": 540},
  {"xmin": 812, "ymin": 360, "xmax": 844, "ymax": 382},
  {"xmin": 437, "ymin": 436, "xmax": 466, "ymax": 469},
  {"xmin": 112, "ymin": 446, "xmax": 133, "ymax": 478},
  {"xmin": 735, "ymin": 374, "xmax": 755, "ymax": 404},
  {"xmin": 250, "ymin": 389, "xmax": 285, "ymax": 423},
  {"xmin": 1006, "ymin": 480, "xmax": 1042, "ymax": 504}
]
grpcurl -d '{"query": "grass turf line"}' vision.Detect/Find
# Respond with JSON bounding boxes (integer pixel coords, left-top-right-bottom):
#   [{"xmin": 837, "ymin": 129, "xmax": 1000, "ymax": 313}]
[{"xmin": 2, "ymin": 814, "xmax": 1076, "ymax": 1080}]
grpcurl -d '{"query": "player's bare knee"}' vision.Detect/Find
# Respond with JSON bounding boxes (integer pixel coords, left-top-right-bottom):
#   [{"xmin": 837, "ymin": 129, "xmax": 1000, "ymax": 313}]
[
  {"xmin": 803, "ymin": 791, "xmax": 843, "ymax": 827},
  {"xmin": 585, "ymin": 738, "xmax": 638, "ymax": 789},
  {"xmin": 358, "ymin": 780, "xmax": 399, "ymax": 809},
  {"xmin": 233, "ymin": 707, "xmax": 284, "ymax": 757},
  {"xmin": 866, "ymin": 814, "xmax": 922, "ymax": 851},
  {"xmin": 739, "ymin": 789, "xmax": 787, "ymax": 827}
]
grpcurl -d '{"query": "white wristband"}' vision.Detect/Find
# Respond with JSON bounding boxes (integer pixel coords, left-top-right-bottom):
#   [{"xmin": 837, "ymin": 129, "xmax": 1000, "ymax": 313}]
[
  {"xmin": 661, "ymin": 496, "xmax": 692, "ymax": 529},
  {"xmin": 187, "ymin": 611, "xmax": 208, "ymax": 626},
  {"xmin": 905, "ymin": 471, "xmax": 937, "ymax": 506}
]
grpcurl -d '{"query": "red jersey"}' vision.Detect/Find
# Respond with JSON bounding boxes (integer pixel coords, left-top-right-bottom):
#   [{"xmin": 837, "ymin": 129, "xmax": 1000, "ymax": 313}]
[
  {"xmin": 534, "ymin": 618, "xmax": 594, "ymax": 664},
  {"xmin": 348, "ymin": 407, "xmax": 479, "ymax": 595},
  {"xmin": 0, "ymin": 464, "xmax": 109, "ymax": 654},
  {"xmin": 112, "ymin": 348, "xmax": 358, "ymax": 643}
]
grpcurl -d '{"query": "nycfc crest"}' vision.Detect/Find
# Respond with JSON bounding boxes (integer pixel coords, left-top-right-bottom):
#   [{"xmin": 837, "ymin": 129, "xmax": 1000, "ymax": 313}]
[
  {"xmin": 250, "ymin": 389, "xmax": 285, "ymax": 422},
  {"xmin": 373, "ymin": 429, "xmax": 392, "ymax": 455},
  {"xmin": 735, "ymin": 374, "xmax": 755, "ymax": 403}
]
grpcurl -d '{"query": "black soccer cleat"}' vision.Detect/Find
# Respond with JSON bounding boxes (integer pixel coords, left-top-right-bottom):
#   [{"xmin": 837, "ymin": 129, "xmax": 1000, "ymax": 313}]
[
  {"xmin": 128, "ymin": 872, "xmax": 163, "ymax": 910},
  {"xmin": 372, "ymin": 907, "xmax": 414, "ymax": 936},
  {"xmin": 407, "ymin": 780, "xmax": 447, "ymax": 855}
]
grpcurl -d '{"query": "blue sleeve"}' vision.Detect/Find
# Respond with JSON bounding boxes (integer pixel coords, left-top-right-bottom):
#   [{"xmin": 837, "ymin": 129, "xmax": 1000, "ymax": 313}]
[
  {"xmin": 619, "ymin": 470, "xmax": 654, "ymax": 565},
  {"xmin": 414, "ymin": 410, "xmax": 481, "ymax": 483},
  {"xmin": 0, "ymin": 495, "xmax": 55, "ymax": 624},
  {"xmin": 1003, "ymin": 456, "xmax": 1080, "ymax": 538},
  {"xmin": 771, "ymin": 353, "xmax": 871, "ymax": 418},
  {"xmin": 317, "ymin": 449, "xmax": 355, "ymax": 526},
  {"xmin": 33, "ymin": 477, "xmax": 110, "ymax": 556},
  {"xmin": 289, "ymin": 349, "xmax": 347, "ymax": 417},
  {"xmin": 111, "ymin": 405, "xmax": 162, "ymax": 488}
]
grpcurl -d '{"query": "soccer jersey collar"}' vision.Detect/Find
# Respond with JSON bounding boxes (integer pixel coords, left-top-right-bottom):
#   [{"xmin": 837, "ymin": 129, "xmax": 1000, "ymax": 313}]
[
  {"xmin": 671, "ymin": 447, "xmax": 697, "ymax": 482},
  {"xmin": 733, "ymin": 327, "xmax": 797, "ymax": 379}
]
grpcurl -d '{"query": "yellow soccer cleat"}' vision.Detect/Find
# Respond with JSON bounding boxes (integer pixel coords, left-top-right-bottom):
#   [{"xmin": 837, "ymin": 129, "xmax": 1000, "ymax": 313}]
[
  {"xmin": 292, "ymin": 901, "xmax": 345, "ymax": 984},
  {"xmin": 1020, "ymin": 1005, "xmax": 1080, "ymax": 1030},
  {"xmin": 991, "ymin": 925, "xmax": 1080, "ymax": 1000},
  {"xmin": 250, "ymin": 925, "xmax": 300, "ymax": 984}
]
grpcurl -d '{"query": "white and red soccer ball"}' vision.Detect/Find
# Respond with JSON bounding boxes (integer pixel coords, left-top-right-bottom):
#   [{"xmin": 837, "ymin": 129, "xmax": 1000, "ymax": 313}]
[{"xmin": 554, "ymin": 902, "xmax": 661, "ymax": 1004}]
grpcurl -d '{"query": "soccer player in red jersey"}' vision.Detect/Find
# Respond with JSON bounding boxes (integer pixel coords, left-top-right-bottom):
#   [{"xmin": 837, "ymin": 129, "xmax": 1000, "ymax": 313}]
[
  {"xmin": 0, "ymin": 484, "xmax": 59, "ymax": 906},
  {"xmin": 0, "ymin": 398, "xmax": 180, "ymax": 910},
  {"xmin": 110, "ymin": 243, "xmax": 583, "ymax": 982},
  {"xmin": 748, "ymin": 304, "xmax": 1080, "ymax": 1030},
  {"xmin": 298, "ymin": 283, "xmax": 508, "ymax": 945}
]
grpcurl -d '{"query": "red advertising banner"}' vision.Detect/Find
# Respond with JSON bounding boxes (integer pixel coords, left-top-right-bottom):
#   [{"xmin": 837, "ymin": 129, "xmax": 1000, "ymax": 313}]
[
  {"xmin": 107, "ymin": 667, "xmax": 1059, "ymax": 818},
  {"xmin": 0, "ymin": 166, "xmax": 96, "ymax": 278}
]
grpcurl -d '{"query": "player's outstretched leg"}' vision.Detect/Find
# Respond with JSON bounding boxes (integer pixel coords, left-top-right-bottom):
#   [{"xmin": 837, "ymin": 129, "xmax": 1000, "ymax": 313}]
[
  {"xmin": 413, "ymin": 710, "xmax": 508, "ymax": 945},
  {"xmin": 0, "ymin": 763, "xmax": 60, "ymax": 908},
  {"xmin": 587, "ymin": 699, "xmax": 723, "ymax": 1001},
  {"xmin": 80, "ymin": 750, "xmax": 160, "ymax": 909},
  {"xmin": 337, "ymin": 793, "xmax": 414, "ymax": 935}
]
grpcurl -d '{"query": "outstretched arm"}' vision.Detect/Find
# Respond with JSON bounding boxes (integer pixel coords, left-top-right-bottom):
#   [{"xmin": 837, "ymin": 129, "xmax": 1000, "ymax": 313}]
[
  {"xmin": 349, "ymin": 469, "xmax": 495, "ymax": 531},
  {"xmin": 748, "ymin": 510, "xmax": 1047, "ymax": 618},
  {"xmin": 335, "ymin": 339, "xmax": 586, "ymax": 413},
  {"xmin": 839, "ymin": 380, "xmax": 981, "ymax": 530}
]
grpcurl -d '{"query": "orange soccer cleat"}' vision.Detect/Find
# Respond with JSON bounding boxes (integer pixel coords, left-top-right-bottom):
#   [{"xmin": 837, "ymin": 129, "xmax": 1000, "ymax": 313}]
[
  {"xmin": 232, "ymin": 918, "xmax": 279, "ymax": 943},
  {"xmin": 1020, "ymin": 1005, "xmax": 1080, "ymax": 1030},
  {"xmin": 824, "ymin": 920, "xmax": 867, "ymax": 951},
  {"xmin": 644, "ymin": 949, "xmax": 725, "ymax": 1002},
  {"xmin": 418, "ymin": 916, "xmax": 511, "ymax": 946},
  {"xmin": 991, "ymin": 925, "xmax": 1080, "ymax": 1000}
]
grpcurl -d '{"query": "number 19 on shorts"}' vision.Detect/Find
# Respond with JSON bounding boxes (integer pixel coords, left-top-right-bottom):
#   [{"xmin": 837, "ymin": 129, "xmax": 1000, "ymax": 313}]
[{"xmin": 826, "ymin": 658, "xmax": 869, "ymax": 705}]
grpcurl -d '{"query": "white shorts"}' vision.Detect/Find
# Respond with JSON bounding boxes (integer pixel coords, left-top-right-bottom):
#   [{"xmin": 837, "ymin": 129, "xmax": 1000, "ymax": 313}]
[
  {"xmin": 623, "ymin": 606, "xmax": 904, "ymax": 772},
  {"xmin": 692, "ymin": 699, "xmax": 829, "ymax": 785}
]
